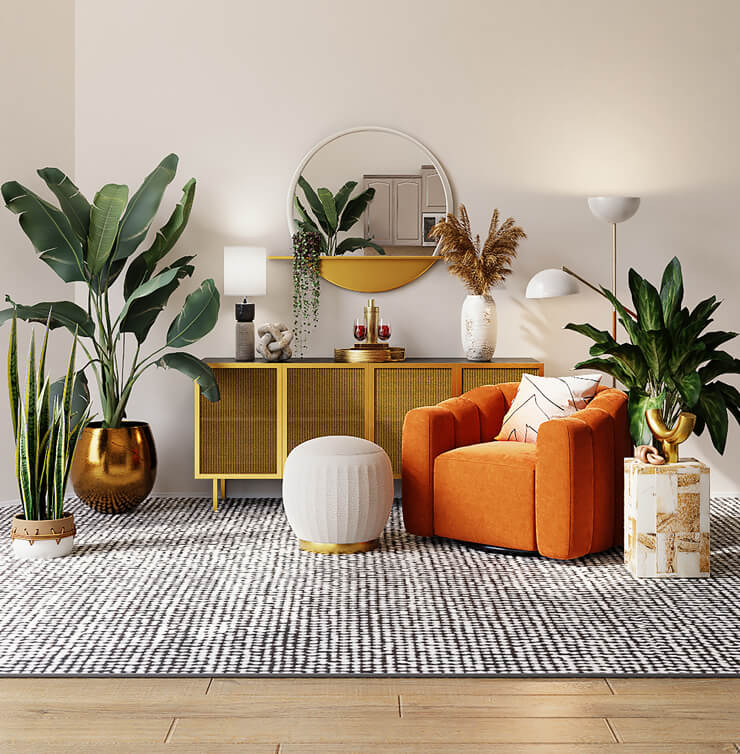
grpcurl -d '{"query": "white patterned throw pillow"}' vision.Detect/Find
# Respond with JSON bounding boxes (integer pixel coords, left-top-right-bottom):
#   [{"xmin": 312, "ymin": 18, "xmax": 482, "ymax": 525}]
[{"xmin": 495, "ymin": 373, "xmax": 602, "ymax": 444}]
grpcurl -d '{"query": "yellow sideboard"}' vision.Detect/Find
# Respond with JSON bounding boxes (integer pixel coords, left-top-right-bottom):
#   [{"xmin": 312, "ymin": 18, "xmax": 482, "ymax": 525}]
[{"xmin": 194, "ymin": 358, "xmax": 543, "ymax": 509}]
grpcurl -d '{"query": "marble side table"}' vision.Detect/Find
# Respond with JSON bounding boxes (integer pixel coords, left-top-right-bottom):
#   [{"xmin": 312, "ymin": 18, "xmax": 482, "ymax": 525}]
[{"xmin": 624, "ymin": 457, "xmax": 710, "ymax": 578}]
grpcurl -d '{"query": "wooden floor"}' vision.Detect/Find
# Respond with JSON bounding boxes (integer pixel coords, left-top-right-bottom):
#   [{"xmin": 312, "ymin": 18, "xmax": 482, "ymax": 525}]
[{"xmin": 0, "ymin": 677, "xmax": 738, "ymax": 752}]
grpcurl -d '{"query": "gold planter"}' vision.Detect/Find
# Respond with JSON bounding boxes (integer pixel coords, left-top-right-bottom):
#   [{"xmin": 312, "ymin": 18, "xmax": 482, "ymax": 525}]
[{"xmin": 70, "ymin": 422, "xmax": 157, "ymax": 513}]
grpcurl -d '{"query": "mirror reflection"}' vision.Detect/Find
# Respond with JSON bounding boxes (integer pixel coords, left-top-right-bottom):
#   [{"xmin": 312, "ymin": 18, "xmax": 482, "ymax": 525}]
[{"xmin": 292, "ymin": 131, "xmax": 448, "ymax": 256}]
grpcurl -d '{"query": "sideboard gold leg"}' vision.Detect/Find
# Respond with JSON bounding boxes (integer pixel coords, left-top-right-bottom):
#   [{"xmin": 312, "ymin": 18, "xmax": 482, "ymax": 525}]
[
  {"xmin": 220, "ymin": 478, "xmax": 226, "ymax": 500},
  {"xmin": 212, "ymin": 478, "xmax": 219, "ymax": 512}
]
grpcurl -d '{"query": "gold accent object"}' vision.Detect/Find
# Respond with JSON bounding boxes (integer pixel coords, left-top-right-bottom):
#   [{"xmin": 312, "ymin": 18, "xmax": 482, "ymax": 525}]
[
  {"xmin": 268, "ymin": 255, "xmax": 439, "ymax": 292},
  {"xmin": 194, "ymin": 360, "xmax": 544, "ymax": 510},
  {"xmin": 10, "ymin": 513, "xmax": 76, "ymax": 544},
  {"xmin": 70, "ymin": 422, "xmax": 157, "ymax": 513},
  {"xmin": 645, "ymin": 409, "xmax": 697, "ymax": 464},
  {"xmin": 299, "ymin": 538, "xmax": 378, "ymax": 554},
  {"xmin": 334, "ymin": 298, "xmax": 406, "ymax": 362}
]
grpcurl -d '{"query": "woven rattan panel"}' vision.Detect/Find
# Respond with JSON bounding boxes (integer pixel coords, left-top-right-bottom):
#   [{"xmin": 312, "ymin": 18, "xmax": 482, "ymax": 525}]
[
  {"xmin": 375, "ymin": 367, "xmax": 452, "ymax": 473},
  {"xmin": 199, "ymin": 368, "xmax": 277, "ymax": 475},
  {"xmin": 286, "ymin": 367, "xmax": 365, "ymax": 454},
  {"xmin": 462, "ymin": 366, "xmax": 541, "ymax": 392}
]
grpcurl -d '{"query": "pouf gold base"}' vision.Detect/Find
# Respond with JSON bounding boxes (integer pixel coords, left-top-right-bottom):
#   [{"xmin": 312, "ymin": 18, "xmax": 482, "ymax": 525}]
[{"xmin": 299, "ymin": 539, "xmax": 378, "ymax": 554}]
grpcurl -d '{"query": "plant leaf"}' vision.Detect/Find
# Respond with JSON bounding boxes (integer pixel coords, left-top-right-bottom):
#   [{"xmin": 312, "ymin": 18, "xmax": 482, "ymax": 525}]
[
  {"xmin": 631, "ymin": 270, "xmax": 664, "ymax": 331},
  {"xmin": 0, "ymin": 298, "xmax": 95, "ymax": 338},
  {"xmin": 37, "ymin": 168, "xmax": 91, "ymax": 242},
  {"xmin": 338, "ymin": 187, "xmax": 375, "ymax": 232},
  {"xmin": 317, "ymin": 187, "xmax": 338, "ymax": 231},
  {"xmin": 113, "ymin": 154, "xmax": 178, "ymax": 262},
  {"xmin": 677, "ymin": 371, "xmax": 702, "ymax": 408},
  {"xmin": 7, "ymin": 313, "xmax": 19, "ymax": 438},
  {"xmin": 124, "ymin": 178, "xmax": 196, "ymax": 298},
  {"xmin": 297, "ymin": 176, "xmax": 330, "ymax": 234},
  {"xmin": 564, "ymin": 322, "xmax": 615, "ymax": 345},
  {"xmin": 335, "ymin": 238, "xmax": 386, "ymax": 256},
  {"xmin": 166, "ymin": 279, "xmax": 220, "ymax": 348},
  {"xmin": 659, "ymin": 256, "xmax": 684, "ymax": 324},
  {"xmin": 573, "ymin": 357, "xmax": 633, "ymax": 387},
  {"xmin": 156, "ymin": 351, "xmax": 220, "ymax": 402},
  {"xmin": 333, "ymin": 181, "xmax": 357, "ymax": 216},
  {"xmin": 628, "ymin": 389, "xmax": 665, "ymax": 446},
  {"xmin": 120, "ymin": 256, "xmax": 195, "ymax": 344},
  {"xmin": 116, "ymin": 266, "xmax": 181, "ymax": 328},
  {"xmin": 2, "ymin": 181, "xmax": 86, "ymax": 282},
  {"xmin": 698, "ymin": 351, "xmax": 740, "ymax": 383},
  {"xmin": 696, "ymin": 385, "xmax": 728, "ymax": 454},
  {"xmin": 87, "ymin": 183, "xmax": 129, "ymax": 276}
]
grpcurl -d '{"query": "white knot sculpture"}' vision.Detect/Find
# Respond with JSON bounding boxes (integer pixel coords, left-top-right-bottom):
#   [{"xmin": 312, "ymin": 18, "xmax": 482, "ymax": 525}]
[{"xmin": 257, "ymin": 322, "xmax": 294, "ymax": 362}]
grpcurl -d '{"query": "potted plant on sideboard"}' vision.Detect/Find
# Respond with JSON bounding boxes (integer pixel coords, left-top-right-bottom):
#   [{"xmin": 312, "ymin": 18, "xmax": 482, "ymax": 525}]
[
  {"xmin": 565, "ymin": 256, "xmax": 740, "ymax": 455},
  {"xmin": 1, "ymin": 154, "xmax": 221, "ymax": 513},
  {"xmin": 8, "ymin": 314, "xmax": 90, "ymax": 559}
]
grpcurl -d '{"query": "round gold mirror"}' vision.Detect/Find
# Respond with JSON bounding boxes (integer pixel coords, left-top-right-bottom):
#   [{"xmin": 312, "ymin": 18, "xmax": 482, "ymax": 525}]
[{"xmin": 282, "ymin": 126, "xmax": 453, "ymax": 292}]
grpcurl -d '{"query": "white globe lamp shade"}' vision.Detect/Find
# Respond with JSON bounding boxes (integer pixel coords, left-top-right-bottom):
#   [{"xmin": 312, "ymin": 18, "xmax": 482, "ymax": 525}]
[
  {"xmin": 587, "ymin": 196, "xmax": 640, "ymax": 224},
  {"xmin": 526, "ymin": 269, "xmax": 579, "ymax": 299},
  {"xmin": 223, "ymin": 246, "xmax": 267, "ymax": 297}
]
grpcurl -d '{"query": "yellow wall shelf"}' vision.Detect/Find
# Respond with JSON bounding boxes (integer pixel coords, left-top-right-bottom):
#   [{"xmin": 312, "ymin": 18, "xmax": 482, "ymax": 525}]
[{"xmin": 268, "ymin": 255, "xmax": 440, "ymax": 292}]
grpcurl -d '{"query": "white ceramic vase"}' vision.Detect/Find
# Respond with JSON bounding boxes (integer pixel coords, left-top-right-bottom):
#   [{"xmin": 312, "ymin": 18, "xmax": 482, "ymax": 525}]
[{"xmin": 461, "ymin": 294, "xmax": 497, "ymax": 361}]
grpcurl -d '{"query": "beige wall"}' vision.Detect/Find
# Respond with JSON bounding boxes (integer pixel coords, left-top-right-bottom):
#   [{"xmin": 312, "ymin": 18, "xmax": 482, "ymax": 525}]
[
  {"xmin": 73, "ymin": 0, "xmax": 740, "ymax": 494},
  {"xmin": 0, "ymin": 1, "xmax": 75, "ymax": 502}
]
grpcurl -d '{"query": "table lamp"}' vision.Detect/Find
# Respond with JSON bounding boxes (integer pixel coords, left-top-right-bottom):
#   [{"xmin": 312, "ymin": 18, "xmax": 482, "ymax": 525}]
[{"xmin": 223, "ymin": 246, "xmax": 267, "ymax": 361}]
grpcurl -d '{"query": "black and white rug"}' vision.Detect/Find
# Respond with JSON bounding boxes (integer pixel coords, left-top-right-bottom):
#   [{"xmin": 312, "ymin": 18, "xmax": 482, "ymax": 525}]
[{"xmin": 1, "ymin": 496, "xmax": 738, "ymax": 676}]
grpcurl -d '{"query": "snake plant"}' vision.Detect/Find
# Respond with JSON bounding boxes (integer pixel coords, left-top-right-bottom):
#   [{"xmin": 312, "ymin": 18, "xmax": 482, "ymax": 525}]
[
  {"xmin": 8, "ymin": 314, "xmax": 91, "ymax": 520},
  {"xmin": 1, "ymin": 154, "xmax": 220, "ymax": 428},
  {"xmin": 565, "ymin": 256, "xmax": 740, "ymax": 453},
  {"xmin": 294, "ymin": 175, "xmax": 385, "ymax": 256}
]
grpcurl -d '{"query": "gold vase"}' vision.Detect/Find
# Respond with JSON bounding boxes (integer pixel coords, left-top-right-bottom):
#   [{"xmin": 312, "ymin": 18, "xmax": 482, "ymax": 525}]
[{"xmin": 70, "ymin": 422, "xmax": 157, "ymax": 513}]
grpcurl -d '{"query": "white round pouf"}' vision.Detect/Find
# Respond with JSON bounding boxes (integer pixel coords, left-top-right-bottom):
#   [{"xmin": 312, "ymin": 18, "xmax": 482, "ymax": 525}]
[{"xmin": 282, "ymin": 435, "xmax": 393, "ymax": 553}]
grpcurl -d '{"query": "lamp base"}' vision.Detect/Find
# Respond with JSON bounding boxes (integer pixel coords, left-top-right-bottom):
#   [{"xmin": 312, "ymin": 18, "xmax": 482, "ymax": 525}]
[{"xmin": 235, "ymin": 321, "xmax": 255, "ymax": 361}]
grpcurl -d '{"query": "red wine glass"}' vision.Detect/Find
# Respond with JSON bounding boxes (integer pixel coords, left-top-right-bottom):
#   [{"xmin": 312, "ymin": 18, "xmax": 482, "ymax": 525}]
[
  {"xmin": 353, "ymin": 318, "xmax": 367, "ymax": 341},
  {"xmin": 377, "ymin": 318, "xmax": 391, "ymax": 342}
]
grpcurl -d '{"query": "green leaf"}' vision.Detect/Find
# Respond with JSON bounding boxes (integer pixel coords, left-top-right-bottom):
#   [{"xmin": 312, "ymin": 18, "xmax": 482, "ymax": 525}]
[
  {"xmin": 334, "ymin": 238, "xmax": 387, "ymax": 256},
  {"xmin": 24, "ymin": 332, "xmax": 38, "ymax": 509},
  {"xmin": 156, "ymin": 351, "xmax": 220, "ymax": 402},
  {"xmin": 338, "ymin": 187, "xmax": 375, "ymax": 232},
  {"xmin": 120, "ymin": 256, "xmax": 195, "ymax": 344},
  {"xmin": 166, "ymin": 279, "xmax": 220, "ymax": 348},
  {"xmin": 564, "ymin": 322, "xmax": 615, "ymax": 345},
  {"xmin": 317, "ymin": 187, "xmax": 338, "ymax": 231},
  {"xmin": 687, "ymin": 296, "xmax": 721, "ymax": 338},
  {"xmin": 698, "ymin": 330, "xmax": 738, "ymax": 352},
  {"xmin": 1, "ymin": 181, "xmax": 86, "ymax": 282},
  {"xmin": 659, "ymin": 256, "xmax": 684, "ymax": 324},
  {"xmin": 51, "ymin": 370, "xmax": 90, "ymax": 437},
  {"xmin": 116, "ymin": 266, "xmax": 181, "ymax": 328},
  {"xmin": 638, "ymin": 329, "xmax": 671, "ymax": 382},
  {"xmin": 17, "ymin": 411, "xmax": 33, "ymax": 518},
  {"xmin": 297, "ymin": 176, "xmax": 330, "ymax": 235},
  {"xmin": 37, "ymin": 168, "xmax": 91, "ymax": 242},
  {"xmin": 333, "ymin": 181, "xmax": 357, "ymax": 216},
  {"xmin": 697, "ymin": 385, "xmax": 728, "ymax": 454},
  {"xmin": 124, "ymin": 178, "xmax": 196, "ymax": 299},
  {"xmin": 717, "ymin": 381, "xmax": 740, "ymax": 426},
  {"xmin": 630, "ymin": 269, "xmax": 664, "ymax": 331},
  {"xmin": 0, "ymin": 298, "xmax": 95, "ymax": 338},
  {"xmin": 698, "ymin": 351, "xmax": 740, "ymax": 383},
  {"xmin": 627, "ymin": 389, "xmax": 665, "ymax": 446},
  {"xmin": 587, "ymin": 343, "xmax": 648, "ymax": 385},
  {"xmin": 7, "ymin": 313, "xmax": 19, "ymax": 438},
  {"xmin": 53, "ymin": 408, "xmax": 66, "ymax": 519},
  {"xmin": 113, "ymin": 154, "xmax": 179, "ymax": 262},
  {"xmin": 598, "ymin": 286, "xmax": 641, "ymax": 344},
  {"xmin": 87, "ymin": 183, "xmax": 129, "ymax": 276},
  {"xmin": 677, "ymin": 371, "xmax": 702, "ymax": 408},
  {"xmin": 573, "ymin": 357, "xmax": 634, "ymax": 387},
  {"xmin": 296, "ymin": 220, "xmax": 327, "ymax": 253}
]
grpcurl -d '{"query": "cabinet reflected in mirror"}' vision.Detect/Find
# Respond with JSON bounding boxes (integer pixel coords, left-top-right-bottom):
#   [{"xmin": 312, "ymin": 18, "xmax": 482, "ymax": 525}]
[{"xmin": 288, "ymin": 128, "xmax": 452, "ymax": 258}]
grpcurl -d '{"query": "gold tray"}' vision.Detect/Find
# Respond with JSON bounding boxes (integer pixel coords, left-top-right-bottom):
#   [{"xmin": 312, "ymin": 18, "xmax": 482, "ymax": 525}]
[{"xmin": 334, "ymin": 345, "xmax": 406, "ymax": 363}]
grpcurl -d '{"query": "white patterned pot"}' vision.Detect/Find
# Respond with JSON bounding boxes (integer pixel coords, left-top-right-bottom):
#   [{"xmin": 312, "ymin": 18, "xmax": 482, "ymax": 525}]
[
  {"xmin": 461, "ymin": 294, "xmax": 497, "ymax": 361},
  {"xmin": 10, "ymin": 513, "xmax": 76, "ymax": 560},
  {"xmin": 282, "ymin": 435, "xmax": 393, "ymax": 553}
]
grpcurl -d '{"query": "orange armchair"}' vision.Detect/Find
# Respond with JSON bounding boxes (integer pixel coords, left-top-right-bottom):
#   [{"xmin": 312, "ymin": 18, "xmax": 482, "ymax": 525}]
[{"xmin": 401, "ymin": 382, "xmax": 632, "ymax": 559}]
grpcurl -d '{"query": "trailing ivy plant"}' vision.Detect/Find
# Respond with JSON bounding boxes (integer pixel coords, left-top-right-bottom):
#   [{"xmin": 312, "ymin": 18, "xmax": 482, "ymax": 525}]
[
  {"xmin": 0, "ymin": 154, "xmax": 220, "ymax": 428},
  {"xmin": 565, "ymin": 256, "xmax": 740, "ymax": 453},
  {"xmin": 292, "ymin": 231, "xmax": 322, "ymax": 358},
  {"xmin": 294, "ymin": 176, "xmax": 385, "ymax": 256}
]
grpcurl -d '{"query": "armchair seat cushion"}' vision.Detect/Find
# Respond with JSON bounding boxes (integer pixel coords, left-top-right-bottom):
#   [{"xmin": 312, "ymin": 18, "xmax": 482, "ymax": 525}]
[{"xmin": 434, "ymin": 441, "xmax": 537, "ymax": 551}]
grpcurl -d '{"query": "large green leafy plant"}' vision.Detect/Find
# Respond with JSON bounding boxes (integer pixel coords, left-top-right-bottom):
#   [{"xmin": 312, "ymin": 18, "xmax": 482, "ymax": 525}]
[
  {"xmin": 566, "ymin": 257, "xmax": 740, "ymax": 453},
  {"xmin": 1, "ymin": 154, "xmax": 220, "ymax": 428},
  {"xmin": 8, "ymin": 314, "xmax": 91, "ymax": 520},
  {"xmin": 294, "ymin": 176, "xmax": 385, "ymax": 256}
]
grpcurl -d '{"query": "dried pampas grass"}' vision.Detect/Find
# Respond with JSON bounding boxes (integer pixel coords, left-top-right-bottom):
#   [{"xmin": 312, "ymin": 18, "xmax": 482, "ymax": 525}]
[{"xmin": 430, "ymin": 205, "xmax": 526, "ymax": 295}]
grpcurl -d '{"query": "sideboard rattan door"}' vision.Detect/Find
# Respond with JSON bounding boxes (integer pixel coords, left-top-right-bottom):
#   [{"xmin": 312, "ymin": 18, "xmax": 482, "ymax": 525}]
[
  {"xmin": 285, "ymin": 365, "xmax": 366, "ymax": 455},
  {"xmin": 197, "ymin": 366, "xmax": 279, "ymax": 477},
  {"xmin": 461, "ymin": 364, "xmax": 542, "ymax": 392},
  {"xmin": 373, "ymin": 366, "xmax": 453, "ymax": 475}
]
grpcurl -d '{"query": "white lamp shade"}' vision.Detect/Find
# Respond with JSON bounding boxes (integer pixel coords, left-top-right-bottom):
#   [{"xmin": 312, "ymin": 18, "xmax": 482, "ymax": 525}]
[
  {"xmin": 223, "ymin": 246, "xmax": 267, "ymax": 297},
  {"xmin": 587, "ymin": 196, "xmax": 640, "ymax": 224},
  {"xmin": 526, "ymin": 269, "xmax": 579, "ymax": 299}
]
